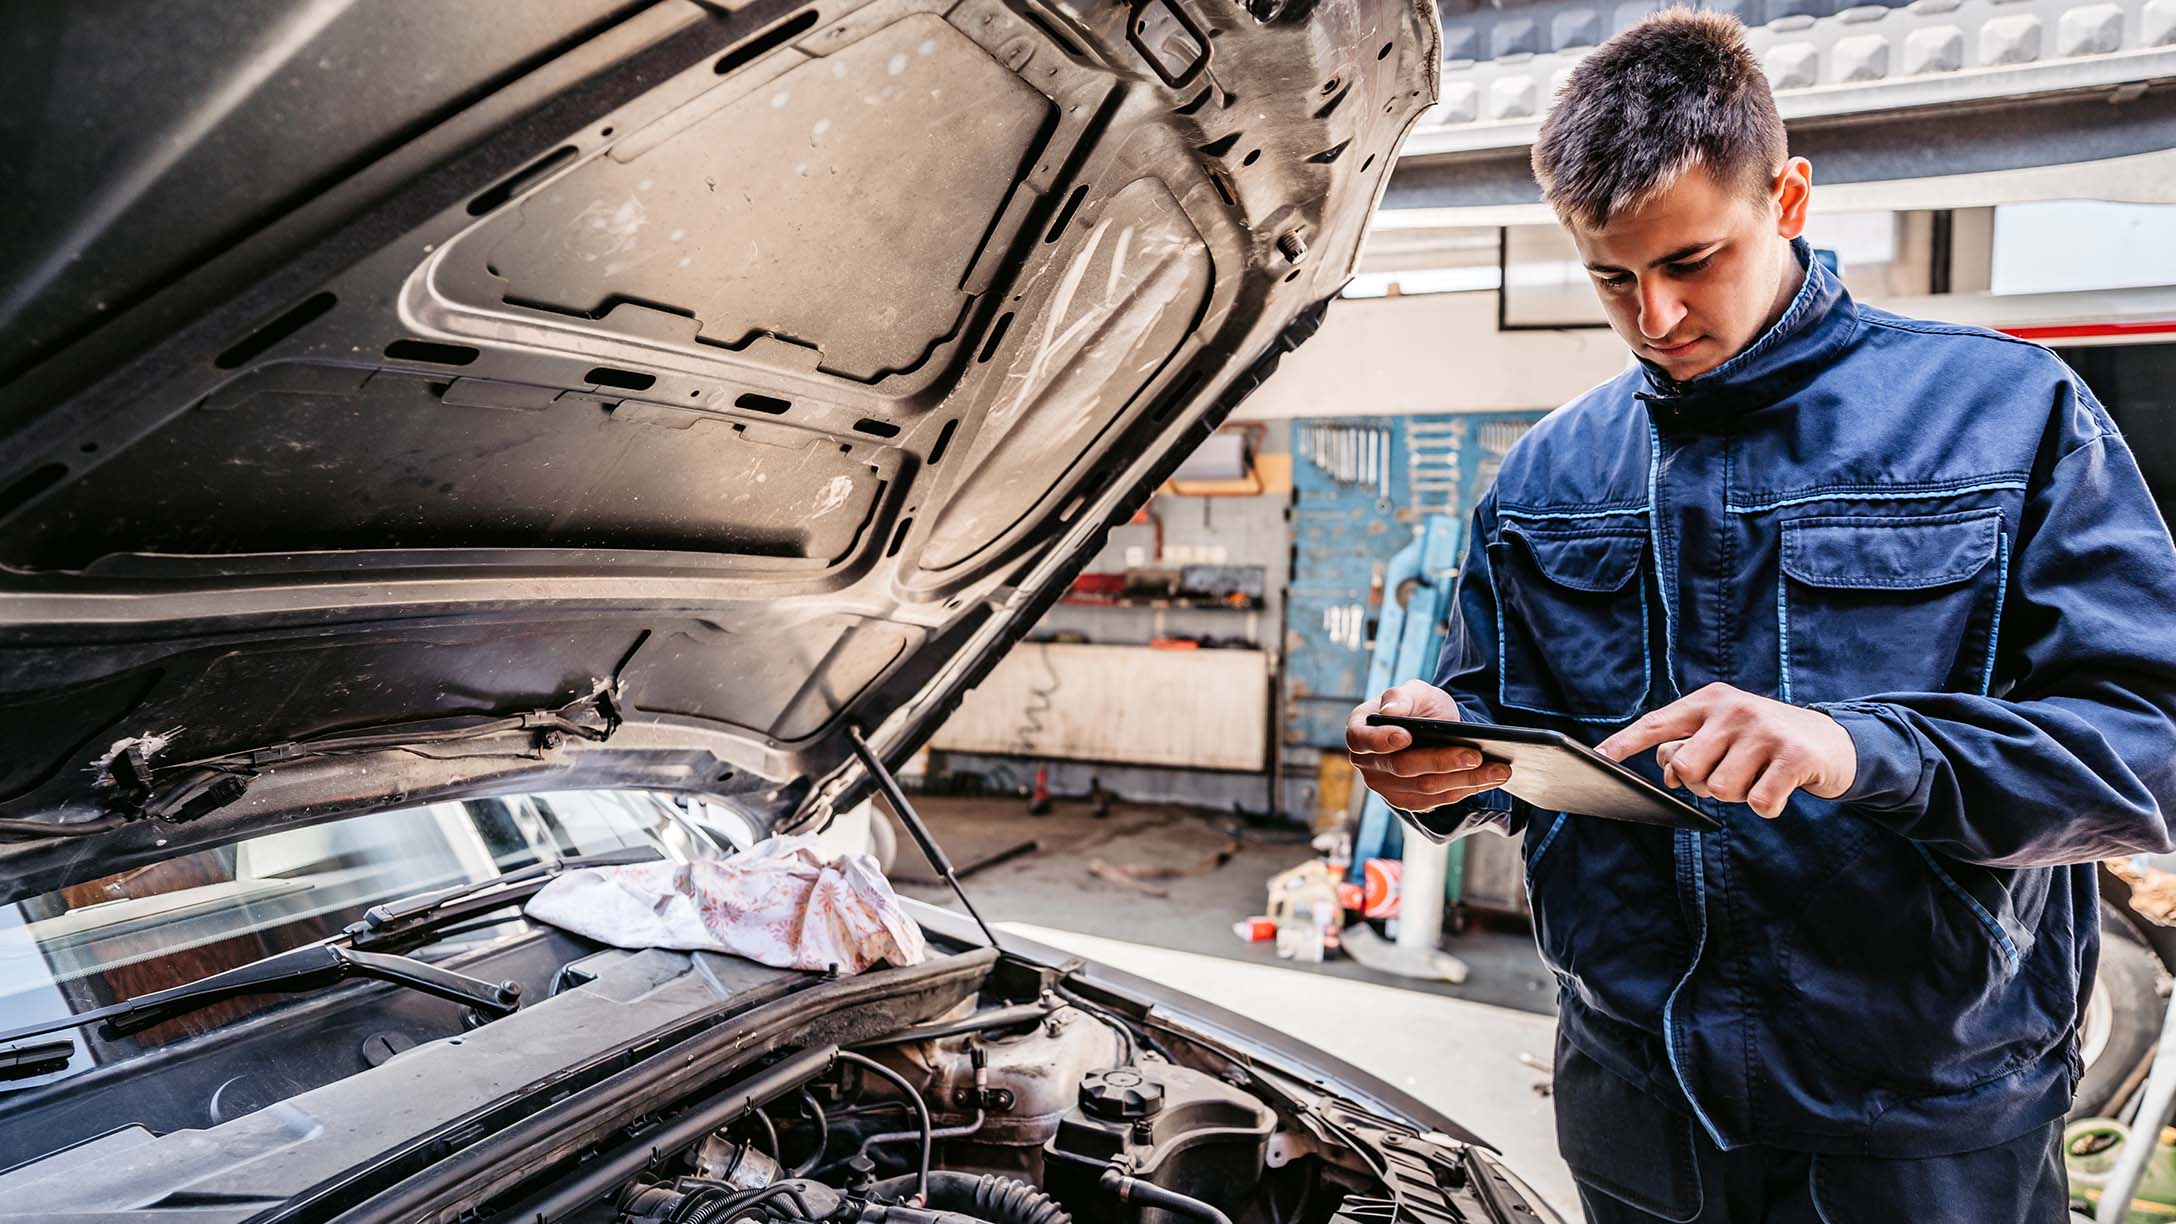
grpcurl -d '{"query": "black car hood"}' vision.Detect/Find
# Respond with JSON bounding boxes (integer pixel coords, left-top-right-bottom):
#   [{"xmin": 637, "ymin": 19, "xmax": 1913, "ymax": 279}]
[{"xmin": 0, "ymin": 0, "xmax": 1437, "ymax": 899}]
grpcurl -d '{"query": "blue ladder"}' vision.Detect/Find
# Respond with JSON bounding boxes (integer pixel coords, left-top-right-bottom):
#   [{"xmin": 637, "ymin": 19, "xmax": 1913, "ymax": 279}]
[{"xmin": 1347, "ymin": 512, "xmax": 1463, "ymax": 895}]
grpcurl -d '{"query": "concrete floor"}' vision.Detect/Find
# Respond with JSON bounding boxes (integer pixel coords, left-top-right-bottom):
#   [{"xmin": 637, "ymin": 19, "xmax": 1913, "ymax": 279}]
[{"xmin": 888, "ymin": 794, "xmax": 1578, "ymax": 1218}]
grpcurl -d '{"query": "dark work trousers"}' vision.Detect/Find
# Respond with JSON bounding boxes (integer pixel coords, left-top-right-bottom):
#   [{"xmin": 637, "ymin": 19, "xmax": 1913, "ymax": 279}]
[{"xmin": 1554, "ymin": 1036, "xmax": 2072, "ymax": 1223}]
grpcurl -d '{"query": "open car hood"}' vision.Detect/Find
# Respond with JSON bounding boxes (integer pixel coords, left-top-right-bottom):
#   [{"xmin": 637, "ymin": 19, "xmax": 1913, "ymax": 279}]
[{"xmin": 0, "ymin": 0, "xmax": 1438, "ymax": 899}]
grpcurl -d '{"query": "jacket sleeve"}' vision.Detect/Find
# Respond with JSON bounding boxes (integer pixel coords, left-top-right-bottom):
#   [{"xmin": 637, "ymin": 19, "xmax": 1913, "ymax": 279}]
[
  {"xmin": 1398, "ymin": 497, "xmax": 1535, "ymax": 844},
  {"xmin": 1817, "ymin": 379, "xmax": 2176, "ymax": 867}
]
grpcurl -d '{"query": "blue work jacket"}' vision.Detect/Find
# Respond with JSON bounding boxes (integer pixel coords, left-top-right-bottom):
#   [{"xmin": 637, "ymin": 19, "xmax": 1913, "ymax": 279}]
[{"xmin": 1418, "ymin": 239, "xmax": 2176, "ymax": 1157}]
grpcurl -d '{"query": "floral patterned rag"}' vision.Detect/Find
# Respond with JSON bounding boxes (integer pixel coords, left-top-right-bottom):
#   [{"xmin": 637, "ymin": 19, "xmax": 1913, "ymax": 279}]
[{"xmin": 524, "ymin": 836, "xmax": 927, "ymax": 973}]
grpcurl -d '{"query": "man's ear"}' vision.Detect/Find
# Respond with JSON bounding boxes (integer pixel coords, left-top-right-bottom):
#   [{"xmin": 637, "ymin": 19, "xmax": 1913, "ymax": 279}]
[{"xmin": 1773, "ymin": 157, "xmax": 1813, "ymax": 240}]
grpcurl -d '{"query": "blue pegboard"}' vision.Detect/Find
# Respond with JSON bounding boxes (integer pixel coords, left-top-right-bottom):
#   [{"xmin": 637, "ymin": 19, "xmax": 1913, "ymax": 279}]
[{"xmin": 1283, "ymin": 411, "xmax": 1547, "ymax": 753}]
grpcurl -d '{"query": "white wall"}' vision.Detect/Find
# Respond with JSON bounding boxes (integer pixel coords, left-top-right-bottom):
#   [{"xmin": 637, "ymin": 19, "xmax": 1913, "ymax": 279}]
[
  {"xmin": 930, "ymin": 643, "xmax": 1269, "ymax": 771},
  {"xmin": 1236, "ymin": 291, "xmax": 1630, "ymax": 421}
]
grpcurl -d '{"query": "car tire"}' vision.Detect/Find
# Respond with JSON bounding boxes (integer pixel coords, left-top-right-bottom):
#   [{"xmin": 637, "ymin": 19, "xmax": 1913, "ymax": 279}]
[{"xmin": 2071, "ymin": 901, "xmax": 2168, "ymax": 1120}]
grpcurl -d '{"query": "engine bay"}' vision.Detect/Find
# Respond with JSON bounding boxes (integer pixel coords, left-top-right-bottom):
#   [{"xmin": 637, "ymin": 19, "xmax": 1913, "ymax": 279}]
[
  {"xmin": 0, "ymin": 911, "xmax": 1542, "ymax": 1223},
  {"xmin": 515, "ymin": 976, "xmax": 1526, "ymax": 1224}
]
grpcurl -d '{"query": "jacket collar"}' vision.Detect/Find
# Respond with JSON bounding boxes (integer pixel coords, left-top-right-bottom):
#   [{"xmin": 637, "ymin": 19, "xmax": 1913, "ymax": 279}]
[{"xmin": 1634, "ymin": 237, "xmax": 1859, "ymax": 416}]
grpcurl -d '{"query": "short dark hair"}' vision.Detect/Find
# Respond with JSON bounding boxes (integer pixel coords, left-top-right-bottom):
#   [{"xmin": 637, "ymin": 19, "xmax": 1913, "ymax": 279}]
[{"xmin": 1531, "ymin": 7, "xmax": 1787, "ymax": 230}]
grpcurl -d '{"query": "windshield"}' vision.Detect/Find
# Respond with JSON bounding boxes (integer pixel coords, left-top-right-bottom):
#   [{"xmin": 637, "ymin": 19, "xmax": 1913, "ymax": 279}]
[{"xmin": 0, "ymin": 790, "xmax": 708, "ymax": 1093}]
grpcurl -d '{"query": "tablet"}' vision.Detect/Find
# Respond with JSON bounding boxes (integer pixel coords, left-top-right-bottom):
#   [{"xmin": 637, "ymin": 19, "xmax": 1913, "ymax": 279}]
[{"xmin": 1364, "ymin": 714, "xmax": 1721, "ymax": 832}]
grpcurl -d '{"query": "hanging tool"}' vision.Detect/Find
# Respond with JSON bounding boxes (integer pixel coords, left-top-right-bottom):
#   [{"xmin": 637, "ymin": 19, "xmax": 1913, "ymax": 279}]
[{"xmin": 1406, "ymin": 420, "xmax": 1462, "ymax": 517}]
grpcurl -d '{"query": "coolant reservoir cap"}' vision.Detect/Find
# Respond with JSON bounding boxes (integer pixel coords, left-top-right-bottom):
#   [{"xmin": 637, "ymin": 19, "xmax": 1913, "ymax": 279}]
[{"xmin": 1080, "ymin": 1068, "xmax": 1166, "ymax": 1120}]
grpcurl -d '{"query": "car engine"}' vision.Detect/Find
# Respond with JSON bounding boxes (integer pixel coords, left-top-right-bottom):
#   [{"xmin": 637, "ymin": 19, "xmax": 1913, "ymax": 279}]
[
  {"xmin": 0, "ymin": 933, "xmax": 1542, "ymax": 1222},
  {"xmin": 554, "ymin": 992, "xmax": 1479, "ymax": 1224}
]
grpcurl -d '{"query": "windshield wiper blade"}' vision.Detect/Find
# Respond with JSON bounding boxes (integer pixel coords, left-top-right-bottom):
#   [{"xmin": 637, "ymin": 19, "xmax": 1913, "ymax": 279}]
[
  {"xmin": 0, "ymin": 943, "xmax": 520, "ymax": 1069},
  {"xmin": 347, "ymin": 843, "xmax": 661, "ymax": 950},
  {"xmin": 103, "ymin": 944, "xmax": 521, "ymax": 1039},
  {"xmin": 0, "ymin": 845, "xmax": 662, "ymax": 1078},
  {"xmin": 0, "ymin": 1039, "xmax": 73, "ymax": 1080}
]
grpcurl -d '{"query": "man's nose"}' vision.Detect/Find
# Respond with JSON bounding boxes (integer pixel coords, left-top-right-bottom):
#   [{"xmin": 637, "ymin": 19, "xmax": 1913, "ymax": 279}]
[{"xmin": 1638, "ymin": 281, "xmax": 1687, "ymax": 340}]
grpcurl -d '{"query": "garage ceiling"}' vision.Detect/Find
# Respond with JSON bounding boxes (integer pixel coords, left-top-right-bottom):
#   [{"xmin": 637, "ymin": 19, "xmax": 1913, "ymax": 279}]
[{"xmin": 1391, "ymin": 0, "xmax": 2176, "ymax": 212}]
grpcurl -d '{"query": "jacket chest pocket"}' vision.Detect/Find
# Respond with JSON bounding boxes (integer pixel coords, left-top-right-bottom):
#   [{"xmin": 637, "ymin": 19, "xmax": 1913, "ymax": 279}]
[
  {"xmin": 1490, "ymin": 524, "xmax": 1650, "ymax": 723},
  {"xmin": 1778, "ymin": 510, "xmax": 2005, "ymax": 707}
]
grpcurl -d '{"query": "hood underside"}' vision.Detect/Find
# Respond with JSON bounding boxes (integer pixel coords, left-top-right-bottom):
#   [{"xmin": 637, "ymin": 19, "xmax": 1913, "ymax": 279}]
[{"xmin": 0, "ymin": 0, "xmax": 1438, "ymax": 898}]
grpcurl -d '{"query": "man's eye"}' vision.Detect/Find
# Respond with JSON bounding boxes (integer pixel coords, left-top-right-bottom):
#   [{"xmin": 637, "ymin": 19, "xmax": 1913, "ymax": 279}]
[
  {"xmin": 1596, "ymin": 273, "xmax": 1633, "ymax": 288},
  {"xmin": 1669, "ymin": 256, "xmax": 1714, "ymax": 277}
]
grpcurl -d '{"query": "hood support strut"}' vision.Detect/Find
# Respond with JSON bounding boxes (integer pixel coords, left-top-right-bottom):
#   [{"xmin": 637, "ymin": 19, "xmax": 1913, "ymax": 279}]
[{"xmin": 846, "ymin": 726, "xmax": 1000, "ymax": 950}]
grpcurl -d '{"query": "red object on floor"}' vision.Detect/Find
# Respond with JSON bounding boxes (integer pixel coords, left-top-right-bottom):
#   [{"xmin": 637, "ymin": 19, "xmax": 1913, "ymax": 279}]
[
  {"xmin": 1362, "ymin": 858, "xmax": 1402, "ymax": 918},
  {"xmin": 1027, "ymin": 764, "xmax": 1052, "ymax": 815}
]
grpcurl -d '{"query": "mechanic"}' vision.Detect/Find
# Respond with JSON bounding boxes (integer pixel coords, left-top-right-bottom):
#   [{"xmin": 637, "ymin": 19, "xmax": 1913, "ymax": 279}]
[{"xmin": 1345, "ymin": 10, "xmax": 2176, "ymax": 1221}]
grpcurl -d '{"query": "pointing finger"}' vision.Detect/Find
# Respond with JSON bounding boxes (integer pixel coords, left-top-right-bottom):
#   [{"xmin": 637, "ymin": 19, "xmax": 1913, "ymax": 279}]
[{"xmin": 1596, "ymin": 697, "xmax": 1713, "ymax": 762}]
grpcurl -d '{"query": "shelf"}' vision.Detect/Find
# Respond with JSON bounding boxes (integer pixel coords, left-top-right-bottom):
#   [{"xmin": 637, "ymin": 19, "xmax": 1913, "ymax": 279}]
[{"xmin": 1060, "ymin": 597, "xmax": 1263, "ymax": 611}]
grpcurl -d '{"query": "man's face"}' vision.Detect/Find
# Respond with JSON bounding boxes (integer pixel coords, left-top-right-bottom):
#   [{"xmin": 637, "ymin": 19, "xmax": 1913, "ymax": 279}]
[{"xmin": 1564, "ymin": 161, "xmax": 1811, "ymax": 380}]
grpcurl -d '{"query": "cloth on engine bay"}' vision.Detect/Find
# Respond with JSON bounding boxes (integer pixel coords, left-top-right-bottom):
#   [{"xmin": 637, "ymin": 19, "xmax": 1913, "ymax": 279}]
[
  {"xmin": 1408, "ymin": 237, "xmax": 2176, "ymax": 1159},
  {"xmin": 525, "ymin": 835, "xmax": 927, "ymax": 972}
]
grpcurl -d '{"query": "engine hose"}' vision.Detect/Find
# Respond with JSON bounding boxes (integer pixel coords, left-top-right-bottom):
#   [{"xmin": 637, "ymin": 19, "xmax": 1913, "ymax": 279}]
[
  {"xmin": 791, "ymin": 1090, "xmax": 828, "ymax": 1177},
  {"xmin": 1097, "ymin": 1167, "xmax": 1233, "ymax": 1224},
  {"xmin": 867, "ymin": 1172, "xmax": 1073, "ymax": 1224},
  {"xmin": 620, "ymin": 1181, "xmax": 822, "ymax": 1224}
]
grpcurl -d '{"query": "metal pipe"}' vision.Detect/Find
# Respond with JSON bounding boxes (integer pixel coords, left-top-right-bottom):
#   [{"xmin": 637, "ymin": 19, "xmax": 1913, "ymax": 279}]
[
  {"xmin": 1396, "ymin": 831, "xmax": 1451, "ymax": 959},
  {"xmin": 2097, "ymin": 990, "xmax": 2176, "ymax": 1220},
  {"xmin": 861, "ymin": 1108, "xmax": 985, "ymax": 1158}
]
